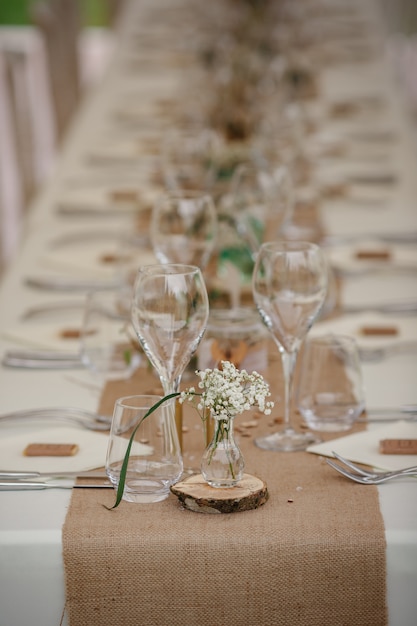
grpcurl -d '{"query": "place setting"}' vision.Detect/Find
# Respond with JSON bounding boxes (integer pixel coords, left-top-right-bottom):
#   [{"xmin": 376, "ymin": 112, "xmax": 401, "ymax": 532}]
[
  {"xmin": 54, "ymin": 183, "xmax": 160, "ymax": 218},
  {"xmin": 23, "ymin": 228, "xmax": 156, "ymax": 292}
]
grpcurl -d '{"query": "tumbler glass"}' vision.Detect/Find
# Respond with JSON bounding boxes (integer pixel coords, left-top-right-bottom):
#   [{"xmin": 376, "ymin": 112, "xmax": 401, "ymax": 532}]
[
  {"xmin": 296, "ymin": 334, "xmax": 365, "ymax": 432},
  {"xmin": 106, "ymin": 395, "xmax": 183, "ymax": 503}
]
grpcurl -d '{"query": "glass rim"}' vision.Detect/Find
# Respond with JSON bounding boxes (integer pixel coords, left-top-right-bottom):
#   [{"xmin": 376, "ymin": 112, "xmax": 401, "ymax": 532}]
[
  {"xmin": 136, "ymin": 263, "xmax": 203, "ymax": 277},
  {"xmin": 114, "ymin": 394, "xmax": 168, "ymax": 410},
  {"xmin": 306, "ymin": 333, "xmax": 359, "ymax": 347},
  {"xmin": 159, "ymin": 189, "xmax": 214, "ymax": 201},
  {"xmin": 260, "ymin": 240, "xmax": 321, "ymax": 253}
]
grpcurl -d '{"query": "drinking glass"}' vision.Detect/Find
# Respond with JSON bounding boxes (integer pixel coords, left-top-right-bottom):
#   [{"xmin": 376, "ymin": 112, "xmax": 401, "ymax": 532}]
[
  {"xmin": 230, "ymin": 162, "xmax": 294, "ymax": 244},
  {"xmin": 80, "ymin": 288, "xmax": 141, "ymax": 381},
  {"xmin": 150, "ymin": 191, "xmax": 218, "ymax": 270},
  {"xmin": 216, "ymin": 163, "xmax": 294, "ymax": 293},
  {"xmin": 106, "ymin": 395, "xmax": 183, "ymax": 503},
  {"xmin": 131, "ymin": 264, "xmax": 209, "ymax": 445},
  {"xmin": 161, "ymin": 128, "xmax": 219, "ymax": 193},
  {"xmin": 252, "ymin": 241, "xmax": 328, "ymax": 451},
  {"xmin": 297, "ymin": 334, "xmax": 365, "ymax": 432}
]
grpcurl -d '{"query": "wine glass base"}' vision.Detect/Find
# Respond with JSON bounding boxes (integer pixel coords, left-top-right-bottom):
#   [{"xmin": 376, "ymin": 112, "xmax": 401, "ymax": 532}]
[{"xmin": 254, "ymin": 429, "xmax": 321, "ymax": 452}]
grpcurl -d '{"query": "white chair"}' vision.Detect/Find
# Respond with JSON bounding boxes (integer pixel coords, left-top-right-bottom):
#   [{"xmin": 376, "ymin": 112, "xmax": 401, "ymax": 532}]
[
  {"xmin": 30, "ymin": 0, "xmax": 81, "ymax": 142},
  {"xmin": 0, "ymin": 52, "xmax": 24, "ymax": 274}
]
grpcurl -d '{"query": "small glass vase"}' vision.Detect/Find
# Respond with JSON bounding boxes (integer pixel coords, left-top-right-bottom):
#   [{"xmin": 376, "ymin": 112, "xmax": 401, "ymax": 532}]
[{"xmin": 201, "ymin": 417, "xmax": 244, "ymax": 488}]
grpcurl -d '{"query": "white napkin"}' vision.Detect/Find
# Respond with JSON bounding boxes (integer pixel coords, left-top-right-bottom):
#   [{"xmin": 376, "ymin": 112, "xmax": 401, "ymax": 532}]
[
  {"xmin": 0, "ymin": 423, "xmax": 153, "ymax": 473},
  {"xmin": 341, "ymin": 271, "xmax": 417, "ymax": 308},
  {"xmin": 311, "ymin": 312, "xmax": 417, "ymax": 350},
  {"xmin": 0, "ymin": 424, "xmax": 109, "ymax": 473},
  {"xmin": 2, "ymin": 321, "xmax": 83, "ymax": 352},
  {"xmin": 307, "ymin": 420, "xmax": 417, "ymax": 471}
]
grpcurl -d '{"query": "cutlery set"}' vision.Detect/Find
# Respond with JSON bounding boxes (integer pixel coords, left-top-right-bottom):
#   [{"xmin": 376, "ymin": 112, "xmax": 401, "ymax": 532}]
[
  {"xmin": 2, "ymin": 350, "xmax": 83, "ymax": 369},
  {"xmin": 341, "ymin": 299, "xmax": 417, "ymax": 315},
  {"xmin": 0, "ymin": 480, "xmax": 112, "ymax": 490},
  {"xmin": 0, "ymin": 406, "xmax": 111, "ymax": 430},
  {"xmin": 325, "ymin": 452, "xmax": 417, "ymax": 485},
  {"xmin": 24, "ymin": 275, "xmax": 119, "ymax": 291},
  {"xmin": 0, "ymin": 409, "xmax": 113, "ymax": 490},
  {"xmin": 358, "ymin": 340, "xmax": 417, "ymax": 363}
]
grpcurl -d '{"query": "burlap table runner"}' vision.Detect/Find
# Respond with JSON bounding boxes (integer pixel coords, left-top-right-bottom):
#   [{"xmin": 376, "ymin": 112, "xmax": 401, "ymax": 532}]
[{"xmin": 62, "ymin": 356, "xmax": 388, "ymax": 626}]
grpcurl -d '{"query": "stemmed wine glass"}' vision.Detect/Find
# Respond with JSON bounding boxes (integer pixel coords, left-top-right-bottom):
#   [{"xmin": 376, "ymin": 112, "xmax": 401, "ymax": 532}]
[
  {"xmin": 131, "ymin": 264, "xmax": 209, "ymax": 449},
  {"xmin": 150, "ymin": 190, "xmax": 218, "ymax": 270},
  {"xmin": 252, "ymin": 241, "xmax": 328, "ymax": 451},
  {"xmin": 229, "ymin": 162, "xmax": 294, "ymax": 246}
]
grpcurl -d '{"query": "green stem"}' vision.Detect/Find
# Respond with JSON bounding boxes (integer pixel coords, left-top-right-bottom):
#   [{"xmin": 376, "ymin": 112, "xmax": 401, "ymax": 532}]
[{"xmin": 208, "ymin": 419, "xmax": 235, "ymax": 479}]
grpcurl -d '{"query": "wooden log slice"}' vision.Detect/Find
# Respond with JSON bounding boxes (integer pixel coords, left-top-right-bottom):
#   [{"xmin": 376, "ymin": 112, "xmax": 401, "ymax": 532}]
[{"xmin": 170, "ymin": 473, "xmax": 268, "ymax": 514}]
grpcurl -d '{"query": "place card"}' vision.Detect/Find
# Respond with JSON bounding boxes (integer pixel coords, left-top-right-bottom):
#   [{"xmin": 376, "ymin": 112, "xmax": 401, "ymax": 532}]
[
  {"xmin": 379, "ymin": 439, "xmax": 417, "ymax": 455},
  {"xmin": 24, "ymin": 443, "xmax": 79, "ymax": 457}
]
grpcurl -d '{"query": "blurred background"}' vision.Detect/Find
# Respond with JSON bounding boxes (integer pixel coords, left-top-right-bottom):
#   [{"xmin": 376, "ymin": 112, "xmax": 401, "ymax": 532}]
[
  {"xmin": 0, "ymin": 0, "xmax": 109, "ymax": 26},
  {"xmin": 0, "ymin": 0, "xmax": 416, "ymax": 279}
]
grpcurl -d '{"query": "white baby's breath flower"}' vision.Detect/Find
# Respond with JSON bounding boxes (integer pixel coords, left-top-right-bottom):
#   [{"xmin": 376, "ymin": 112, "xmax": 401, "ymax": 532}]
[{"xmin": 179, "ymin": 360, "xmax": 273, "ymax": 423}]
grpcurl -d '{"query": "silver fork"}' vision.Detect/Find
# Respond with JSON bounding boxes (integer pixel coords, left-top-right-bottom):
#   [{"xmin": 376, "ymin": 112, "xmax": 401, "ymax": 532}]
[
  {"xmin": 0, "ymin": 407, "xmax": 111, "ymax": 431},
  {"xmin": 325, "ymin": 452, "xmax": 417, "ymax": 484},
  {"xmin": 342, "ymin": 299, "xmax": 417, "ymax": 315},
  {"xmin": 331, "ymin": 451, "xmax": 417, "ymax": 477},
  {"xmin": 359, "ymin": 340, "xmax": 417, "ymax": 363}
]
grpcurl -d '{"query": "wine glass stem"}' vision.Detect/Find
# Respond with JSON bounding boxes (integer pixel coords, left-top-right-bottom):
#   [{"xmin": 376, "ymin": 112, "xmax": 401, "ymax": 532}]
[
  {"xmin": 280, "ymin": 349, "xmax": 298, "ymax": 434},
  {"xmin": 161, "ymin": 376, "xmax": 182, "ymax": 451}
]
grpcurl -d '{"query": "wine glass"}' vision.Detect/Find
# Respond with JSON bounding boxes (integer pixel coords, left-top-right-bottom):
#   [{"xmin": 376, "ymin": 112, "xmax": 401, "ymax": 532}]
[
  {"xmin": 161, "ymin": 128, "xmax": 219, "ymax": 193},
  {"xmin": 230, "ymin": 162, "xmax": 294, "ymax": 245},
  {"xmin": 150, "ymin": 190, "xmax": 218, "ymax": 270},
  {"xmin": 131, "ymin": 264, "xmax": 209, "ymax": 448},
  {"xmin": 252, "ymin": 241, "xmax": 328, "ymax": 451},
  {"xmin": 80, "ymin": 287, "xmax": 141, "ymax": 381}
]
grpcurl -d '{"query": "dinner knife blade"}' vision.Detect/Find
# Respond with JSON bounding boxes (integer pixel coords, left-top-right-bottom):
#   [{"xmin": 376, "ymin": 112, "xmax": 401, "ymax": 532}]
[
  {"xmin": 2, "ymin": 356, "xmax": 84, "ymax": 369},
  {"xmin": 24, "ymin": 276, "xmax": 119, "ymax": 291},
  {"xmin": 0, "ymin": 481, "xmax": 113, "ymax": 490},
  {"xmin": 0, "ymin": 470, "xmax": 109, "ymax": 479}
]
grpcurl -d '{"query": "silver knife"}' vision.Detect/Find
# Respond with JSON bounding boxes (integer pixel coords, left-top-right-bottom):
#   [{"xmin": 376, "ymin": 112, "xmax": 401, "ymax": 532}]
[
  {"xmin": 2, "ymin": 355, "xmax": 84, "ymax": 369},
  {"xmin": 0, "ymin": 481, "xmax": 113, "ymax": 490},
  {"xmin": 24, "ymin": 276, "xmax": 119, "ymax": 291},
  {"xmin": 358, "ymin": 404, "xmax": 417, "ymax": 422},
  {"xmin": 3, "ymin": 350, "xmax": 82, "ymax": 361},
  {"xmin": 341, "ymin": 299, "xmax": 417, "ymax": 315},
  {"xmin": 322, "ymin": 232, "xmax": 417, "ymax": 246},
  {"xmin": 0, "ymin": 470, "xmax": 108, "ymax": 480}
]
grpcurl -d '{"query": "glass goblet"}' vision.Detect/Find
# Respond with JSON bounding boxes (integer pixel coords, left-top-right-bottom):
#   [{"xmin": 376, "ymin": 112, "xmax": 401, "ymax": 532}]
[
  {"xmin": 80, "ymin": 288, "xmax": 141, "ymax": 381},
  {"xmin": 131, "ymin": 264, "xmax": 209, "ymax": 447},
  {"xmin": 230, "ymin": 162, "xmax": 294, "ymax": 245},
  {"xmin": 252, "ymin": 241, "xmax": 328, "ymax": 451},
  {"xmin": 161, "ymin": 128, "xmax": 219, "ymax": 193},
  {"xmin": 150, "ymin": 190, "xmax": 218, "ymax": 270}
]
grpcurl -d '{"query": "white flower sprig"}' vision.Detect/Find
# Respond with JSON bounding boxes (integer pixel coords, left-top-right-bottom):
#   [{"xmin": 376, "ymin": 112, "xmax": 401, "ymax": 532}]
[{"xmin": 179, "ymin": 360, "xmax": 274, "ymax": 422}]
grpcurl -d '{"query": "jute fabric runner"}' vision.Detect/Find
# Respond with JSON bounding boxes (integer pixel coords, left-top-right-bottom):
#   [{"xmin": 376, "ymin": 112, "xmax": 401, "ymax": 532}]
[{"xmin": 62, "ymin": 357, "xmax": 387, "ymax": 626}]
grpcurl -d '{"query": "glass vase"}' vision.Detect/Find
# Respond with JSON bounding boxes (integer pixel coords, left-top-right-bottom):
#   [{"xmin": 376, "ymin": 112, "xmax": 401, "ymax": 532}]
[{"xmin": 201, "ymin": 417, "xmax": 244, "ymax": 488}]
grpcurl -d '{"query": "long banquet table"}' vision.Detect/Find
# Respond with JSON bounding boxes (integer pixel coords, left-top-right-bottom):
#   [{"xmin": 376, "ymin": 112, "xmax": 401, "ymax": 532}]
[{"xmin": 0, "ymin": 1, "xmax": 416, "ymax": 625}]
